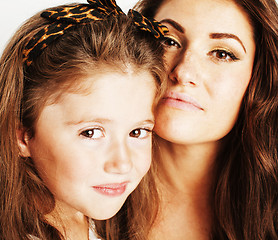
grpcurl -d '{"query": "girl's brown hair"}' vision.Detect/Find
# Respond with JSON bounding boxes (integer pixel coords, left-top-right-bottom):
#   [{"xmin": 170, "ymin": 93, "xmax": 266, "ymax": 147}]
[
  {"xmin": 0, "ymin": 4, "xmax": 165, "ymax": 240},
  {"xmin": 135, "ymin": 0, "xmax": 278, "ymax": 239}
]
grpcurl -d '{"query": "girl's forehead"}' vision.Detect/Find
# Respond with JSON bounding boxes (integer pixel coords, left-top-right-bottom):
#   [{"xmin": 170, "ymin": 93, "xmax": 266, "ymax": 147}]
[
  {"xmin": 53, "ymin": 66, "xmax": 154, "ymax": 98},
  {"xmin": 37, "ymin": 69, "xmax": 156, "ymax": 129}
]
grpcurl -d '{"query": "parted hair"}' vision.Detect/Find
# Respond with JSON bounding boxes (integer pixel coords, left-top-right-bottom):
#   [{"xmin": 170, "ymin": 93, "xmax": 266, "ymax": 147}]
[
  {"xmin": 134, "ymin": 0, "xmax": 278, "ymax": 239},
  {"xmin": 0, "ymin": 4, "xmax": 165, "ymax": 240}
]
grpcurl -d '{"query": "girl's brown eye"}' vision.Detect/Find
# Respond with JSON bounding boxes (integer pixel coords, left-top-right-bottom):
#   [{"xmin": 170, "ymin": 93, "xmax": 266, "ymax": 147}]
[
  {"xmin": 80, "ymin": 128, "xmax": 104, "ymax": 139},
  {"xmin": 129, "ymin": 128, "xmax": 152, "ymax": 139}
]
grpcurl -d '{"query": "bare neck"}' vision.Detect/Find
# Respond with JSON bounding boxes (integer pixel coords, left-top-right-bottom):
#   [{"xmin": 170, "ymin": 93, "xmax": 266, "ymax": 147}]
[
  {"xmin": 156, "ymin": 137, "xmax": 219, "ymax": 194},
  {"xmin": 149, "ymin": 137, "xmax": 220, "ymax": 240}
]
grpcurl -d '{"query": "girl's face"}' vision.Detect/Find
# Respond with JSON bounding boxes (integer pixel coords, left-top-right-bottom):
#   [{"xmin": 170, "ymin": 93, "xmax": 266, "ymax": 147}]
[
  {"xmin": 154, "ymin": 0, "xmax": 256, "ymax": 145},
  {"xmin": 23, "ymin": 69, "xmax": 156, "ymax": 220}
]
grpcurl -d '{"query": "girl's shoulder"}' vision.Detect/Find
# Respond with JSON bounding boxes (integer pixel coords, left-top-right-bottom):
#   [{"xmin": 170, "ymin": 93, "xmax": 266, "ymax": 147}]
[
  {"xmin": 28, "ymin": 220, "xmax": 101, "ymax": 240},
  {"xmin": 28, "ymin": 231, "xmax": 101, "ymax": 240}
]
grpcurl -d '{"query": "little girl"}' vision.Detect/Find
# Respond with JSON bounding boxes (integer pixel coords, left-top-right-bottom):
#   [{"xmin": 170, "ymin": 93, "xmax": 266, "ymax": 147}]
[{"xmin": 0, "ymin": 0, "xmax": 167, "ymax": 239}]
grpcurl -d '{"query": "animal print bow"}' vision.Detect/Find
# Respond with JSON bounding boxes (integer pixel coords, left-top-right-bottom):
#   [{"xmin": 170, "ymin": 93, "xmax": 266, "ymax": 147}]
[
  {"xmin": 23, "ymin": 0, "xmax": 168, "ymax": 66},
  {"xmin": 128, "ymin": 9, "xmax": 168, "ymax": 40}
]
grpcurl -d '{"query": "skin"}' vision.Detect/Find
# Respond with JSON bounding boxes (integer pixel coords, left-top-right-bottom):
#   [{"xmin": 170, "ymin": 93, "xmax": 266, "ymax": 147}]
[
  {"xmin": 149, "ymin": 0, "xmax": 256, "ymax": 239},
  {"xmin": 18, "ymin": 68, "xmax": 156, "ymax": 240},
  {"xmin": 155, "ymin": 0, "xmax": 255, "ymax": 145}
]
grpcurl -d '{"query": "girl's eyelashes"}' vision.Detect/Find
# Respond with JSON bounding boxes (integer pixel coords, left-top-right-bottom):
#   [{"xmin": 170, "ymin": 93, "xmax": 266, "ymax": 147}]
[
  {"xmin": 161, "ymin": 36, "xmax": 181, "ymax": 49},
  {"xmin": 209, "ymin": 49, "xmax": 239, "ymax": 62},
  {"xmin": 79, "ymin": 127, "xmax": 153, "ymax": 139},
  {"xmin": 80, "ymin": 128, "xmax": 104, "ymax": 139},
  {"xmin": 129, "ymin": 128, "xmax": 153, "ymax": 139}
]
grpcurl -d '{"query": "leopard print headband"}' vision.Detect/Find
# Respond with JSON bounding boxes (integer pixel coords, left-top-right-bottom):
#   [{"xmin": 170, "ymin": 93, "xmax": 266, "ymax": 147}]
[{"xmin": 22, "ymin": 0, "xmax": 168, "ymax": 66}]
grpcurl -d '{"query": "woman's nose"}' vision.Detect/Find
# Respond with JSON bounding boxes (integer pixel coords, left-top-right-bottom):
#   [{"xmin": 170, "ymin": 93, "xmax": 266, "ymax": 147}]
[
  {"xmin": 104, "ymin": 141, "xmax": 132, "ymax": 174},
  {"xmin": 169, "ymin": 51, "xmax": 199, "ymax": 87}
]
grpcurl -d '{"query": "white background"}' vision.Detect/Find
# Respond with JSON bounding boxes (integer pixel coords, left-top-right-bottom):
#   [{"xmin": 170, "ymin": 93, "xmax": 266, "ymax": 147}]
[
  {"xmin": 0, "ymin": 0, "xmax": 277, "ymax": 55},
  {"xmin": 0, "ymin": 0, "xmax": 138, "ymax": 55}
]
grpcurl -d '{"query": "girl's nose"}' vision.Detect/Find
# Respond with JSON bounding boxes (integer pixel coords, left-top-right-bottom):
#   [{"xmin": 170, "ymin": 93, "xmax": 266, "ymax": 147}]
[{"xmin": 104, "ymin": 142, "xmax": 132, "ymax": 174}]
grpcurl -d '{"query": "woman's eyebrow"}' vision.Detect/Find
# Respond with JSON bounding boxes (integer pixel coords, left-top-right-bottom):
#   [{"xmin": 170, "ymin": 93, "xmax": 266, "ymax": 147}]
[
  {"xmin": 210, "ymin": 33, "xmax": 246, "ymax": 53},
  {"xmin": 160, "ymin": 19, "xmax": 185, "ymax": 33}
]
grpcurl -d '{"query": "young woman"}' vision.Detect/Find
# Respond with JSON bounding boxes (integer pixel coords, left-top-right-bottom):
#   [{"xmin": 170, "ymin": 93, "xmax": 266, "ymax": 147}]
[
  {"xmin": 113, "ymin": 0, "xmax": 277, "ymax": 239},
  {"xmin": 0, "ymin": 0, "xmax": 168, "ymax": 239},
  {"xmin": 134, "ymin": 0, "xmax": 278, "ymax": 240}
]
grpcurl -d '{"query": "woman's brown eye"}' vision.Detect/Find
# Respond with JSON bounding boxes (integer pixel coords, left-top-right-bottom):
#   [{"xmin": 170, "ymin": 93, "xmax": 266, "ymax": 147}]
[
  {"xmin": 216, "ymin": 51, "xmax": 228, "ymax": 59},
  {"xmin": 210, "ymin": 49, "xmax": 239, "ymax": 61},
  {"xmin": 162, "ymin": 37, "xmax": 181, "ymax": 48}
]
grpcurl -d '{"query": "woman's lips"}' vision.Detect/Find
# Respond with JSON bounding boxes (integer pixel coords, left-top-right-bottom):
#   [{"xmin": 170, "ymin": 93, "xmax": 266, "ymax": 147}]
[
  {"xmin": 162, "ymin": 91, "xmax": 204, "ymax": 111},
  {"xmin": 92, "ymin": 182, "xmax": 128, "ymax": 197}
]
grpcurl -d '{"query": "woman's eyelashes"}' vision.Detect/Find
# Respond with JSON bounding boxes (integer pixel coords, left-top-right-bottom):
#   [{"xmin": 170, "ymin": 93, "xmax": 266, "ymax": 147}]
[
  {"xmin": 209, "ymin": 48, "xmax": 239, "ymax": 62},
  {"xmin": 162, "ymin": 35, "xmax": 181, "ymax": 49},
  {"xmin": 80, "ymin": 128, "xmax": 104, "ymax": 139},
  {"xmin": 162, "ymin": 36, "xmax": 240, "ymax": 63}
]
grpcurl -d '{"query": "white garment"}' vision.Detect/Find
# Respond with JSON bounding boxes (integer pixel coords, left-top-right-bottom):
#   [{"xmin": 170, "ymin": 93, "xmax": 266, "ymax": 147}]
[
  {"xmin": 89, "ymin": 219, "xmax": 102, "ymax": 240},
  {"xmin": 89, "ymin": 228, "xmax": 101, "ymax": 240}
]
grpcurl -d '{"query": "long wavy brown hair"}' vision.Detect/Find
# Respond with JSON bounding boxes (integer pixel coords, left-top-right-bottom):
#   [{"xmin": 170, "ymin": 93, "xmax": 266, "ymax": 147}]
[
  {"xmin": 0, "ymin": 4, "xmax": 166, "ymax": 240},
  {"xmin": 133, "ymin": 0, "xmax": 278, "ymax": 239}
]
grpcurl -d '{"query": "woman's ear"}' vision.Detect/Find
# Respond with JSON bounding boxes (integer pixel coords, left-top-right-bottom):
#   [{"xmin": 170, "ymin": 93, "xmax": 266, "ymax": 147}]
[{"xmin": 16, "ymin": 126, "xmax": 31, "ymax": 158}]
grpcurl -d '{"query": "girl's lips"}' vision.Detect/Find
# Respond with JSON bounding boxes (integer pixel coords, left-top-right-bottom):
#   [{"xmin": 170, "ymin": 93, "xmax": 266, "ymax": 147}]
[
  {"xmin": 162, "ymin": 91, "xmax": 204, "ymax": 111},
  {"xmin": 92, "ymin": 182, "xmax": 128, "ymax": 197}
]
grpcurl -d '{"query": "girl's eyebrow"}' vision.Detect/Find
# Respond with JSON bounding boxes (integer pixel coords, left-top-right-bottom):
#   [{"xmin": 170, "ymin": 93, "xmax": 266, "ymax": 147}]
[
  {"xmin": 209, "ymin": 33, "xmax": 246, "ymax": 53},
  {"xmin": 160, "ymin": 19, "xmax": 185, "ymax": 33},
  {"xmin": 65, "ymin": 118, "xmax": 112, "ymax": 125},
  {"xmin": 140, "ymin": 119, "xmax": 155, "ymax": 125},
  {"xmin": 65, "ymin": 119, "xmax": 155, "ymax": 126}
]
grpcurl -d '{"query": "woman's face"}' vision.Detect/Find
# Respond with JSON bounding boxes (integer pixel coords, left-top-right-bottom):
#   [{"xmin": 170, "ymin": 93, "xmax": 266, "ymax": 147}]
[{"xmin": 154, "ymin": 0, "xmax": 256, "ymax": 145}]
